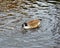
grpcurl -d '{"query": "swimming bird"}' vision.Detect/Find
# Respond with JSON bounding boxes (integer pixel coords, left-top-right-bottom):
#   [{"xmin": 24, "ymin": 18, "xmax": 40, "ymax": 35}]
[{"xmin": 22, "ymin": 19, "xmax": 42, "ymax": 29}]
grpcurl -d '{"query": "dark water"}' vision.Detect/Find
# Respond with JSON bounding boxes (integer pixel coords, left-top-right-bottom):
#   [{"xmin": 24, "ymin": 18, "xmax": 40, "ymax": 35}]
[{"xmin": 0, "ymin": 1, "xmax": 60, "ymax": 48}]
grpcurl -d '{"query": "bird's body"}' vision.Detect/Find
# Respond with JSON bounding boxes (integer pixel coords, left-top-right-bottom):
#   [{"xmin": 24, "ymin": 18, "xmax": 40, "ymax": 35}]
[{"xmin": 22, "ymin": 19, "xmax": 42, "ymax": 29}]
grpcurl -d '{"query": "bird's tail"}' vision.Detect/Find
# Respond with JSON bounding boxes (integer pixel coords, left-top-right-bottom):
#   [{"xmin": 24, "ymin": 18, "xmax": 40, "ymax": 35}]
[{"xmin": 38, "ymin": 19, "xmax": 42, "ymax": 21}]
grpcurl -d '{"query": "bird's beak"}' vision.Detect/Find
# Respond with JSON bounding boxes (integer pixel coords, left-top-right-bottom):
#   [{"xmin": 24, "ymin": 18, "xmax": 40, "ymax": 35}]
[{"xmin": 22, "ymin": 24, "xmax": 24, "ymax": 27}]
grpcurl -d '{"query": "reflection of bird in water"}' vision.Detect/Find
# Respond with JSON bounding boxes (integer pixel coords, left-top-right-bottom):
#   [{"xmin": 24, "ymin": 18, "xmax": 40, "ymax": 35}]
[{"xmin": 22, "ymin": 19, "xmax": 42, "ymax": 29}]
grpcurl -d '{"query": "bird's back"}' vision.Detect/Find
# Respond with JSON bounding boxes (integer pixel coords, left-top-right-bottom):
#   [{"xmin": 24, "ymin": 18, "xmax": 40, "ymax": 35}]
[{"xmin": 27, "ymin": 20, "xmax": 40, "ymax": 28}]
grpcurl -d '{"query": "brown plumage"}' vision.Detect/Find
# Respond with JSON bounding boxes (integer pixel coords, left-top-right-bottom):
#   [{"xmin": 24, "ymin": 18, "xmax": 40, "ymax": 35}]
[{"xmin": 22, "ymin": 19, "xmax": 42, "ymax": 29}]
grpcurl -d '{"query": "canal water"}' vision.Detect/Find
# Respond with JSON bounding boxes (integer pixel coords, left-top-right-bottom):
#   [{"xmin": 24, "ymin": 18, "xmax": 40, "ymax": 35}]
[{"xmin": 0, "ymin": 0, "xmax": 60, "ymax": 48}]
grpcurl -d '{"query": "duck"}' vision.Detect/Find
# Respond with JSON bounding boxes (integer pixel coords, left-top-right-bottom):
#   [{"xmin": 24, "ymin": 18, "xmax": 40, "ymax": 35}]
[{"xmin": 22, "ymin": 19, "xmax": 42, "ymax": 29}]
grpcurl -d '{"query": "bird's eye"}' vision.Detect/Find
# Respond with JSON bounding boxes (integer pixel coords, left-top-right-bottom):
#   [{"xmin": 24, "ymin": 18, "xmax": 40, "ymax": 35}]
[{"xmin": 24, "ymin": 23, "xmax": 27, "ymax": 26}]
